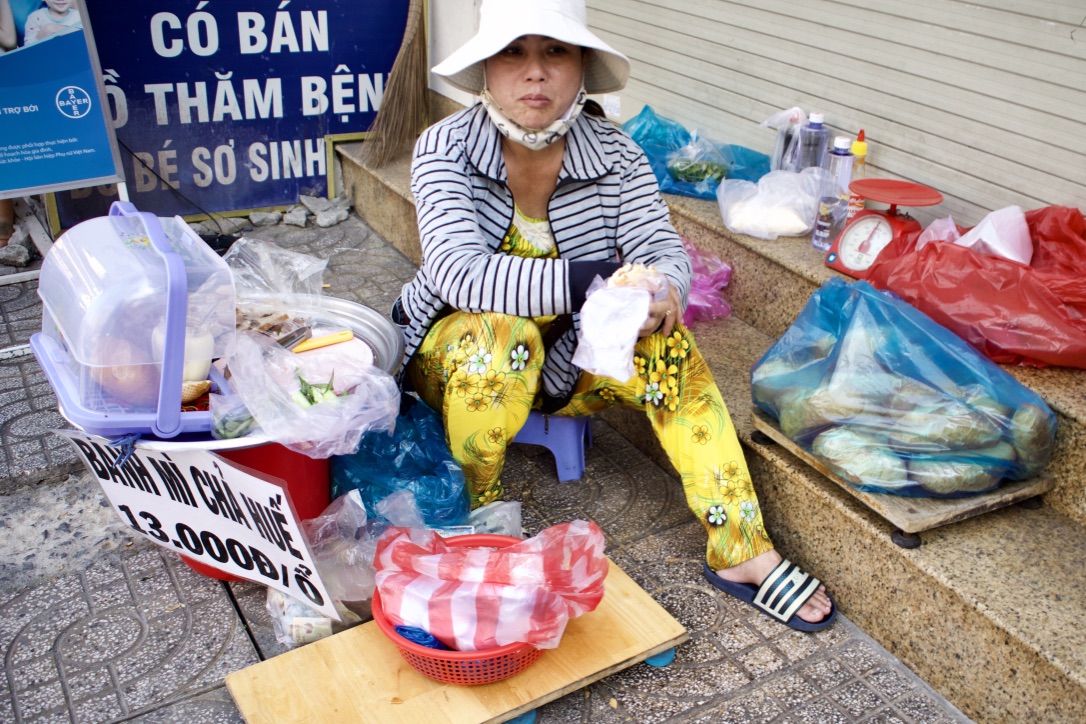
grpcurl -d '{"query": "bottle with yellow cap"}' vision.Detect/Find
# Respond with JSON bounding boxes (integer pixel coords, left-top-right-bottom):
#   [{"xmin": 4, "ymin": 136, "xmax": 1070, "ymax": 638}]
[{"xmin": 847, "ymin": 129, "xmax": 868, "ymax": 220}]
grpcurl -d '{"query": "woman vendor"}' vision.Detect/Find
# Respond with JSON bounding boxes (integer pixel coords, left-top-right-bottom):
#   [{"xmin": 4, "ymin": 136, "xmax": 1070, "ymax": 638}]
[{"xmin": 393, "ymin": 0, "xmax": 835, "ymax": 631}]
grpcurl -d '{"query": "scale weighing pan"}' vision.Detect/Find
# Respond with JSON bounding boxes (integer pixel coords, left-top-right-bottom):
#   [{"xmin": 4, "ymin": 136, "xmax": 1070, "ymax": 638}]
[{"xmin": 850, "ymin": 179, "xmax": 943, "ymax": 209}]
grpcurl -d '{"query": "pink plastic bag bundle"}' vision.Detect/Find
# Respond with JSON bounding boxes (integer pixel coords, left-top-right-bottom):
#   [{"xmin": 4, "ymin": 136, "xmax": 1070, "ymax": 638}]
[
  {"xmin": 373, "ymin": 520, "xmax": 607, "ymax": 651},
  {"xmin": 681, "ymin": 237, "xmax": 733, "ymax": 327}
]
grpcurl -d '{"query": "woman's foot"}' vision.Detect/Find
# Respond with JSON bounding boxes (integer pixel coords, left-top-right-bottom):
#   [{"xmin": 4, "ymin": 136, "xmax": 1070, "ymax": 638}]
[{"xmin": 717, "ymin": 550, "xmax": 833, "ymax": 624}]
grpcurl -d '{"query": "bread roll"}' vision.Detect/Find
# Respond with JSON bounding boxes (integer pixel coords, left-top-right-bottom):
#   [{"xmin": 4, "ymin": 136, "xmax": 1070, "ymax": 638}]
[
  {"xmin": 812, "ymin": 427, "xmax": 909, "ymax": 490},
  {"xmin": 909, "ymin": 454, "xmax": 1005, "ymax": 495},
  {"xmin": 1011, "ymin": 404, "xmax": 1056, "ymax": 477},
  {"xmin": 90, "ymin": 336, "xmax": 160, "ymax": 408},
  {"xmin": 886, "ymin": 400, "xmax": 1001, "ymax": 451}
]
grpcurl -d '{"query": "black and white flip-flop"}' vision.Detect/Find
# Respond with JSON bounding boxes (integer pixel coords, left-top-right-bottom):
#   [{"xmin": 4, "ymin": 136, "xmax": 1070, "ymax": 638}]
[{"xmin": 703, "ymin": 559, "xmax": 837, "ymax": 632}]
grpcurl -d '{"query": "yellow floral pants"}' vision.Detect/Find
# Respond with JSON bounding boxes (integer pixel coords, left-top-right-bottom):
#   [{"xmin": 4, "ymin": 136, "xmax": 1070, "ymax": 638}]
[{"xmin": 406, "ymin": 312, "xmax": 774, "ymax": 570}]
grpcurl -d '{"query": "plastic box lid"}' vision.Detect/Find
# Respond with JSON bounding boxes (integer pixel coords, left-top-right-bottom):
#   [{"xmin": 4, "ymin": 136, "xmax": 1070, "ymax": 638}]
[{"xmin": 38, "ymin": 204, "xmax": 235, "ymax": 367}]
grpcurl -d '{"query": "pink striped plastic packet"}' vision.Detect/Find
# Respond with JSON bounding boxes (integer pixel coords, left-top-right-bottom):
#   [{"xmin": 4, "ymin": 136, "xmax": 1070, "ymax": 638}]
[
  {"xmin": 681, "ymin": 237, "xmax": 733, "ymax": 328},
  {"xmin": 373, "ymin": 520, "xmax": 608, "ymax": 651}
]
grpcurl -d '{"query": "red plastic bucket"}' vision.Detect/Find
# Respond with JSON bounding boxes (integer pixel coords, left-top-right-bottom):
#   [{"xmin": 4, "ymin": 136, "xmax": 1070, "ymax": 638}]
[{"xmin": 181, "ymin": 442, "xmax": 330, "ymax": 580}]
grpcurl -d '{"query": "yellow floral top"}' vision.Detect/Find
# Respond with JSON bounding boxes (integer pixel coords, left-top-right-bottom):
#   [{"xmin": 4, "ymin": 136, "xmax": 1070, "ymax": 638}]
[{"xmin": 501, "ymin": 206, "xmax": 558, "ymax": 328}]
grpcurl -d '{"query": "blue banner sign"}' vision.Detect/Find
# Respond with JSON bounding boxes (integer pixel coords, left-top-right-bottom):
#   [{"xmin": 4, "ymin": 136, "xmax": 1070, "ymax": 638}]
[
  {"xmin": 0, "ymin": 0, "xmax": 124, "ymax": 199},
  {"xmin": 50, "ymin": 0, "xmax": 408, "ymax": 227}
]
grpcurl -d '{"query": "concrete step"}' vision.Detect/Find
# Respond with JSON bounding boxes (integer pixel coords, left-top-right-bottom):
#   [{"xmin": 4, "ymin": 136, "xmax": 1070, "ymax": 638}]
[{"xmin": 338, "ymin": 126, "xmax": 1086, "ymax": 721}]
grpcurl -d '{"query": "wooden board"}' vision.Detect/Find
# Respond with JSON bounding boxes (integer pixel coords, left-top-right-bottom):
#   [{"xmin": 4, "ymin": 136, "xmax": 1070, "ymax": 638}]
[
  {"xmin": 226, "ymin": 560, "xmax": 688, "ymax": 724},
  {"xmin": 751, "ymin": 409, "xmax": 1054, "ymax": 534}
]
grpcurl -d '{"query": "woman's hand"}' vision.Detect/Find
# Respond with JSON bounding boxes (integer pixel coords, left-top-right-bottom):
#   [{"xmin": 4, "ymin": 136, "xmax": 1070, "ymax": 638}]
[{"xmin": 639, "ymin": 284, "xmax": 683, "ymax": 338}]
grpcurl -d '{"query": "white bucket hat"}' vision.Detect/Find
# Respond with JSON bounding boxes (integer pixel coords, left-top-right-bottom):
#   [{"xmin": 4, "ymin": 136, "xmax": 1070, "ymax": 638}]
[{"xmin": 432, "ymin": 0, "xmax": 631, "ymax": 95}]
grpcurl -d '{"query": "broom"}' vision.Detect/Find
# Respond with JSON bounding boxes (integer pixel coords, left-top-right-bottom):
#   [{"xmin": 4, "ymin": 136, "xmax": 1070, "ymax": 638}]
[{"xmin": 363, "ymin": 0, "xmax": 429, "ymax": 168}]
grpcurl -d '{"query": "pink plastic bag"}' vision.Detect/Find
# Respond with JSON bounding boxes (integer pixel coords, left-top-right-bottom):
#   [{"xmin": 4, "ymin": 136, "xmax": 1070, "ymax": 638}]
[
  {"xmin": 681, "ymin": 238, "xmax": 733, "ymax": 327},
  {"xmin": 373, "ymin": 520, "xmax": 607, "ymax": 651}
]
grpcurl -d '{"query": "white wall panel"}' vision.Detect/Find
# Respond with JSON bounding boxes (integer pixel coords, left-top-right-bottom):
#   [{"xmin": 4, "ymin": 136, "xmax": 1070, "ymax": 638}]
[{"xmin": 586, "ymin": 0, "xmax": 1086, "ymax": 225}]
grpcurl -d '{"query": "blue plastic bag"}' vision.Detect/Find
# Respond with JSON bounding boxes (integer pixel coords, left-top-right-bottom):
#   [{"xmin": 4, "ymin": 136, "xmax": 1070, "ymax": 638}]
[
  {"xmin": 751, "ymin": 279, "xmax": 1057, "ymax": 498},
  {"xmin": 622, "ymin": 105, "xmax": 770, "ymax": 200},
  {"xmin": 331, "ymin": 398, "xmax": 470, "ymax": 526}
]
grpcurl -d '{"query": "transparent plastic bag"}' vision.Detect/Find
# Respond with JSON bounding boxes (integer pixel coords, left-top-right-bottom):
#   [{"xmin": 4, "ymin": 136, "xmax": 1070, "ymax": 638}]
[
  {"xmin": 374, "ymin": 520, "xmax": 607, "ymax": 651},
  {"xmin": 719, "ymin": 168, "xmax": 826, "ymax": 240},
  {"xmin": 624, "ymin": 105, "xmax": 769, "ymax": 200},
  {"xmin": 468, "ymin": 500, "xmax": 523, "ymax": 537},
  {"xmin": 573, "ymin": 265, "xmax": 669, "ymax": 381},
  {"xmin": 266, "ymin": 489, "xmax": 434, "ymax": 648},
  {"xmin": 209, "ymin": 390, "xmax": 260, "ymax": 440},
  {"xmin": 665, "ymin": 131, "xmax": 730, "ymax": 200},
  {"xmin": 223, "ymin": 237, "xmax": 327, "ymax": 303},
  {"xmin": 330, "ymin": 398, "xmax": 470, "ymax": 527},
  {"xmin": 761, "ymin": 107, "xmax": 807, "ymax": 172},
  {"xmin": 751, "ymin": 279, "xmax": 1058, "ymax": 497},
  {"xmin": 224, "ymin": 331, "xmax": 400, "ymax": 458}
]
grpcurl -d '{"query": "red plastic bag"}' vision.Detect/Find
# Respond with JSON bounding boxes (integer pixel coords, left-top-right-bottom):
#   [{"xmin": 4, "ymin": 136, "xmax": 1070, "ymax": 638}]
[
  {"xmin": 865, "ymin": 206, "xmax": 1086, "ymax": 368},
  {"xmin": 373, "ymin": 520, "xmax": 607, "ymax": 651}
]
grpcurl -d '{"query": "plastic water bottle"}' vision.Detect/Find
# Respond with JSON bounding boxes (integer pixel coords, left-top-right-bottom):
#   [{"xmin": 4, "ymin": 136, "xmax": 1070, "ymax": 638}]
[
  {"xmin": 847, "ymin": 129, "xmax": 868, "ymax": 220},
  {"xmin": 811, "ymin": 136, "xmax": 855, "ymax": 251},
  {"xmin": 796, "ymin": 112, "xmax": 831, "ymax": 171}
]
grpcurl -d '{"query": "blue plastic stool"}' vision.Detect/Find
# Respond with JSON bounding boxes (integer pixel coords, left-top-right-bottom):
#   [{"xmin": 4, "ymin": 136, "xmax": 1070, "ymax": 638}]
[{"xmin": 512, "ymin": 411, "xmax": 592, "ymax": 482}]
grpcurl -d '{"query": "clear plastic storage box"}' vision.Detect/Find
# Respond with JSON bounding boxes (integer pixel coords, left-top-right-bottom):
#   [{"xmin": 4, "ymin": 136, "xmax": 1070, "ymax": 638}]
[{"xmin": 31, "ymin": 202, "xmax": 236, "ymax": 438}]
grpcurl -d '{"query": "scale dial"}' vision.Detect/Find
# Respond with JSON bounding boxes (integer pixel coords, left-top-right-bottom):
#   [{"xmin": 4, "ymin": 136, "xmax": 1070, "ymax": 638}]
[
  {"xmin": 824, "ymin": 179, "xmax": 942, "ymax": 280},
  {"xmin": 836, "ymin": 215, "xmax": 893, "ymax": 271}
]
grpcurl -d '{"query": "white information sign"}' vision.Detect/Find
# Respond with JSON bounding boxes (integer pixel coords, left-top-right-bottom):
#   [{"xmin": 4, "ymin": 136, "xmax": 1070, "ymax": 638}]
[{"xmin": 57, "ymin": 430, "xmax": 338, "ymax": 620}]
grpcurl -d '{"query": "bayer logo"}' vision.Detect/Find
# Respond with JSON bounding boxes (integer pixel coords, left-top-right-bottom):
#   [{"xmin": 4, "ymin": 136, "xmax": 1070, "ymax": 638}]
[{"xmin": 56, "ymin": 86, "xmax": 93, "ymax": 119}]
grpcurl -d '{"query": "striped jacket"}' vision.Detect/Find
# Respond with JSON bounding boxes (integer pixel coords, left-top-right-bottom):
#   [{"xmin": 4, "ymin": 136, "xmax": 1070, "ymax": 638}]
[{"xmin": 397, "ymin": 103, "xmax": 691, "ymax": 410}]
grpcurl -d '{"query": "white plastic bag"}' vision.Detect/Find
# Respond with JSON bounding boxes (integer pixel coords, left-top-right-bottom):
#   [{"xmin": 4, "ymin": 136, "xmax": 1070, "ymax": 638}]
[
  {"xmin": 573, "ymin": 265, "xmax": 669, "ymax": 382},
  {"xmin": 916, "ymin": 216, "xmax": 961, "ymax": 248},
  {"xmin": 573, "ymin": 284, "xmax": 647, "ymax": 381},
  {"xmin": 225, "ymin": 331, "xmax": 400, "ymax": 458},
  {"xmin": 916, "ymin": 206, "xmax": 1033, "ymax": 265},
  {"xmin": 718, "ymin": 168, "xmax": 826, "ymax": 239},
  {"xmin": 953, "ymin": 206, "xmax": 1033, "ymax": 265}
]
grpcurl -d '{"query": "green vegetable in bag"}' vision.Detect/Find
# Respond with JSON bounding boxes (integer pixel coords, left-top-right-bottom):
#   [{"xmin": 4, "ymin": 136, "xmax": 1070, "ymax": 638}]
[{"xmin": 667, "ymin": 157, "xmax": 727, "ymax": 184}]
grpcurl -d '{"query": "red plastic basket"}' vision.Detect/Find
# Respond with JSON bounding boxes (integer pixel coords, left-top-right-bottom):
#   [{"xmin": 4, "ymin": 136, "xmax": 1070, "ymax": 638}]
[{"xmin": 371, "ymin": 533, "xmax": 545, "ymax": 685}]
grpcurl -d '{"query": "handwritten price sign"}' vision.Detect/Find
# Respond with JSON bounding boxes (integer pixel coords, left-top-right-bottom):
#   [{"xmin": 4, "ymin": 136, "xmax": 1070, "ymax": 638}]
[{"xmin": 57, "ymin": 430, "xmax": 338, "ymax": 620}]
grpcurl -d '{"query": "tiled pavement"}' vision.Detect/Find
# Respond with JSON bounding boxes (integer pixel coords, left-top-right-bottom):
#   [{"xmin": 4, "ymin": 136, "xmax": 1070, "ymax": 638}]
[{"xmin": 0, "ymin": 210, "xmax": 971, "ymax": 723}]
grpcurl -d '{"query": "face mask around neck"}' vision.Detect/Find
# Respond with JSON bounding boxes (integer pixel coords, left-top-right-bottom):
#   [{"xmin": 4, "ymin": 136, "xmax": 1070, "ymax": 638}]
[{"xmin": 480, "ymin": 86, "xmax": 587, "ymax": 151}]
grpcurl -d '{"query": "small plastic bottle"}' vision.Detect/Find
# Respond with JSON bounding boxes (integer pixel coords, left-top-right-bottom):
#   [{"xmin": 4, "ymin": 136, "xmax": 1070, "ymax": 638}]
[
  {"xmin": 796, "ymin": 112, "xmax": 831, "ymax": 170},
  {"xmin": 847, "ymin": 129, "xmax": 868, "ymax": 220},
  {"xmin": 811, "ymin": 136, "xmax": 855, "ymax": 251}
]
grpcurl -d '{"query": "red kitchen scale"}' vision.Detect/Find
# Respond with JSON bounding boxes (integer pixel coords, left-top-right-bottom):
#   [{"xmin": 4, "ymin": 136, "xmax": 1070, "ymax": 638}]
[{"xmin": 824, "ymin": 179, "xmax": 943, "ymax": 279}]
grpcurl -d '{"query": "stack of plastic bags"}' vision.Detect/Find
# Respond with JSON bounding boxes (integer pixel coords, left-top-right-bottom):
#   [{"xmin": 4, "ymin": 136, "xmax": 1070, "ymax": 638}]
[{"xmin": 374, "ymin": 520, "xmax": 608, "ymax": 651}]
